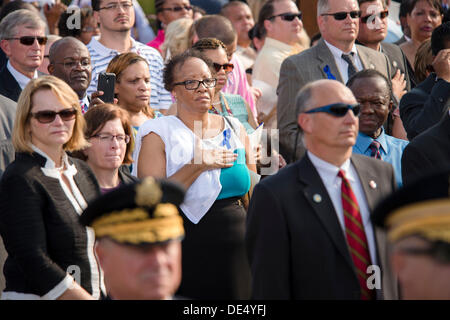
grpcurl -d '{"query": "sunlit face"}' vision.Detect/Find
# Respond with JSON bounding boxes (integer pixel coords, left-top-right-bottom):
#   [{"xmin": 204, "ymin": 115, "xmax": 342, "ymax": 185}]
[
  {"xmin": 265, "ymin": 0, "xmax": 303, "ymax": 45},
  {"xmin": 202, "ymin": 47, "xmax": 229, "ymax": 92},
  {"xmin": 157, "ymin": 0, "xmax": 193, "ymax": 27},
  {"xmin": 226, "ymin": 4, "xmax": 254, "ymax": 45},
  {"xmin": 85, "ymin": 118, "xmax": 127, "ymax": 172},
  {"xmin": 318, "ymin": 0, "xmax": 360, "ymax": 46},
  {"xmin": 95, "ymin": 0, "xmax": 135, "ymax": 33},
  {"xmin": 407, "ymin": 0, "xmax": 442, "ymax": 42},
  {"xmin": 48, "ymin": 41, "xmax": 92, "ymax": 99},
  {"xmin": 115, "ymin": 61, "xmax": 151, "ymax": 113},
  {"xmin": 96, "ymin": 239, "xmax": 182, "ymax": 300},
  {"xmin": 29, "ymin": 89, "xmax": 76, "ymax": 152},
  {"xmin": 171, "ymin": 57, "xmax": 215, "ymax": 113},
  {"xmin": 358, "ymin": 0, "xmax": 388, "ymax": 46},
  {"xmin": 1, "ymin": 24, "xmax": 46, "ymax": 75},
  {"xmin": 300, "ymin": 82, "xmax": 359, "ymax": 151},
  {"xmin": 349, "ymin": 77, "xmax": 391, "ymax": 138}
]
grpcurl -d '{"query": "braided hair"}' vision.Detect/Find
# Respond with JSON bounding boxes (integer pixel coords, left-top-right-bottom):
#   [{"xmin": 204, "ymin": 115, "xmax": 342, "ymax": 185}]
[{"xmin": 191, "ymin": 38, "xmax": 227, "ymax": 52}]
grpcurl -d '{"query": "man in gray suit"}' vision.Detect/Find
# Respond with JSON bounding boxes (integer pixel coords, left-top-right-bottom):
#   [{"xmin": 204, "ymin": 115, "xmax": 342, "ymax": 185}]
[
  {"xmin": 247, "ymin": 79, "xmax": 398, "ymax": 299},
  {"xmin": 277, "ymin": 0, "xmax": 392, "ymax": 163}
]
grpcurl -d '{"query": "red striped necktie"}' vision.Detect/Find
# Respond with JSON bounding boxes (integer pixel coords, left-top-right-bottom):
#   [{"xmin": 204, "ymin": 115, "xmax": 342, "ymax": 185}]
[{"xmin": 338, "ymin": 169, "xmax": 375, "ymax": 300}]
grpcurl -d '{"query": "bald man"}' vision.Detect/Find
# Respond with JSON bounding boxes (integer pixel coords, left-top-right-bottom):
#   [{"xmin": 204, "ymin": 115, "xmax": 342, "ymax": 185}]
[{"xmin": 246, "ymin": 79, "xmax": 398, "ymax": 300}]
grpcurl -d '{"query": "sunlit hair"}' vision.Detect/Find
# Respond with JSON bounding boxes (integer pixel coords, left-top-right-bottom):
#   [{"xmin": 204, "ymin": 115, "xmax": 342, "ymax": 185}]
[
  {"xmin": 160, "ymin": 18, "xmax": 194, "ymax": 59},
  {"xmin": 13, "ymin": 75, "xmax": 88, "ymax": 153},
  {"xmin": 106, "ymin": 52, "xmax": 154, "ymax": 119},
  {"xmin": 74, "ymin": 104, "xmax": 134, "ymax": 165},
  {"xmin": 191, "ymin": 37, "xmax": 227, "ymax": 51},
  {"xmin": 414, "ymin": 38, "xmax": 433, "ymax": 83}
]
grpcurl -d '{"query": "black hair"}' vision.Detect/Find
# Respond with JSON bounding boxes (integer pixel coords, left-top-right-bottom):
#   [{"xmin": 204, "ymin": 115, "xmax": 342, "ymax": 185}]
[{"xmin": 431, "ymin": 21, "xmax": 450, "ymax": 56}]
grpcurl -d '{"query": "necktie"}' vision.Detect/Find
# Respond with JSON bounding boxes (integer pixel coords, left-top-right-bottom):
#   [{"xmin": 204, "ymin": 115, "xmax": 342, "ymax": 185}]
[
  {"xmin": 341, "ymin": 53, "xmax": 358, "ymax": 80},
  {"xmin": 338, "ymin": 170, "xmax": 375, "ymax": 300},
  {"xmin": 368, "ymin": 140, "xmax": 382, "ymax": 160}
]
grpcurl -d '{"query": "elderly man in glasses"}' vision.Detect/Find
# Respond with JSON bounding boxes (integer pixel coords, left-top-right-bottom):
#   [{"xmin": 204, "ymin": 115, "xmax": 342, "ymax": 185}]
[
  {"xmin": 0, "ymin": 9, "xmax": 47, "ymax": 102},
  {"xmin": 246, "ymin": 79, "xmax": 398, "ymax": 300},
  {"xmin": 87, "ymin": 0, "xmax": 172, "ymax": 113},
  {"xmin": 251, "ymin": 0, "xmax": 304, "ymax": 130},
  {"xmin": 277, "ymin": 0, "xmax": 392, "ymax": 164}
]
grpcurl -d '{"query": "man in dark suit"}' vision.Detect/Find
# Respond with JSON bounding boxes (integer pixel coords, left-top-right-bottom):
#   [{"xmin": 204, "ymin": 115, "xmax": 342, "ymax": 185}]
[
  {"xmin": 277, "ymin": 0, "xmax": 392, "ymax": 163},
  {"xmin": 246, "ymin": 79, "xmax": 398, "ymax": 300},
  {"xmin": 399, "ymin": 22, "xmax": 450, "ymax": 140},
  {"xmin": 401, "ymin": 110, "xmax": 450, "ymax": 185},
  {"xmin": 0, "ymin": 9, "xmax": 47, "ymax": 102}
]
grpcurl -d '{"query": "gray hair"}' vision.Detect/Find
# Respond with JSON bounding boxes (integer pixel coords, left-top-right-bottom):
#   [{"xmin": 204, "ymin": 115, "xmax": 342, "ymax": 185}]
[
  {"xmin": 317, "ymin": 0, "xmax": 330, "ymax": 16},
  {"xmin": 0, "ymin": 9, "xmax": 46, "ymax": 40},
  {"xmin": 295, "ymin": 82, "xmax": 316, "ymax": 117}
]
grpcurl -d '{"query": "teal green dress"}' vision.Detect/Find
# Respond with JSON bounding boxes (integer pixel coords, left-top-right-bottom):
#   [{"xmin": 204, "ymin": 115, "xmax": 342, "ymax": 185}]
[{"xmin": 208, "ymin": 92, "xmax": 254, "ymax": 134}]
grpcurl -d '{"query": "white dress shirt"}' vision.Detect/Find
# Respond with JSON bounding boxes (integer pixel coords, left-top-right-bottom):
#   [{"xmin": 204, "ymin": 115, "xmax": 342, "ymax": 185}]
[
  {"xmin": 324, "ymin": 40, "xmax": 364, "ymax": 84},
  {"xmin": 7, "ymin": 61, "xmax": 38, "ymax": 89},
  {"xmin": 307, "ymin": 151, "xmax": 378, "ymax": 267}
]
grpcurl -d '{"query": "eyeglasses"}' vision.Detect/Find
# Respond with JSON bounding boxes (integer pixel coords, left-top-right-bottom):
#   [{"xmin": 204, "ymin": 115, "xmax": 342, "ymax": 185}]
[
  {"xmin": 360, "ymin": 10, "xmax": 389, "ymax": 24},
  {"xmin": 91, "ymin": 133, "xmax": 130, "ymax": 144},
  {"xmin": 54, "ymin": 58, "xmax": 91, "ymax": 70},
  {"xmin": 321, "ymin": 11, "xmax": 362, "ymax": 20},
  {"xmin": 99, "ymin": 2, "xmax": 133, "ymax": 11},
  {"xmin": 304, "ymin": 103, "xmax": 361, "ymax": 117},
  {"xmin": 173, "ymin": 78, "xmax": 217, "ymax": 90},
  {"xmin": 160, "ymin": 5, "xmax": 192, "ymax": 12},
  {"xmin": 82, "ymin": 26, "xmax": 100, "ymax": 33},
  {"xmin": 268, "ymin": 12, "xmax": 303, "ymax": 21},
  {"xmin": 4, "ymin": 36, "xmax": 48, "ymax": 46},
  {"xmin": 30, "ymin": 108, "xmax": 77, "ymax": 124},
  {"xmin": 213, "ymin": 63, "xmax": 234, "ymax": 73}
]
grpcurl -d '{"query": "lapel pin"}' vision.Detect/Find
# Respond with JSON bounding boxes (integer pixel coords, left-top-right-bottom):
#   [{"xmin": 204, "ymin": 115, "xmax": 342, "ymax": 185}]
[
  {"xmin": 370, "ymin": 64, "xmax": 375, "ymax": 69},
  {"xmin": 393, "ymin": 61, "xmax": 398, "ymax": 68},
  {"xmin": 313, "ymin": 194, "xmax": 322, "ymax": 203},
  {"xmin": 369, "ymin": 180, "xmax": 377, "ymax": 189}
]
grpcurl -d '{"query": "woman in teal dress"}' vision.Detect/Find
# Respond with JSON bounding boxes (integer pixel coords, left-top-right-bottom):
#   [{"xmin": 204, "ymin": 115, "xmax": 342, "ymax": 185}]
[{"xmin": 192, "ymin": 38, "xmax": 258, "ymax": 134}]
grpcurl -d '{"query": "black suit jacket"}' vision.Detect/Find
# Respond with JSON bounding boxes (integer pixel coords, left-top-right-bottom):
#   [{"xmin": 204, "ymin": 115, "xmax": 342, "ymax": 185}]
[
  {"xmin": 0, "ymin": 152, "xmax": 102, "ymax": 297},
  {"xmin": 399, "ymin": 73, "xmax": 450, "ymax": 140},
  {"xmin": 246, "ymin": 153, "xmax": 398, "ymax": 299},
  {"xmin": 381, "ymin": 42, "xmax": 411, "ymax": 91},
  {"xmin": 0, "ymin": 67, "xmax": 22, "ymax": 102},
  {"xmin": 401, "ymin": 113, "xmax": 450, "ymax": 185}
]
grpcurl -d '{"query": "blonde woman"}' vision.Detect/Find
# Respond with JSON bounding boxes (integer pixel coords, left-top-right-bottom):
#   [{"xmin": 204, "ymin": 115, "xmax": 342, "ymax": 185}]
[
  {"xmin": 0, "ymin": 76, "xmax": 102, "ymax": 300},
  {"xmin": 160, "ymin": 17, "xmax": 194, "ymax": 61}
]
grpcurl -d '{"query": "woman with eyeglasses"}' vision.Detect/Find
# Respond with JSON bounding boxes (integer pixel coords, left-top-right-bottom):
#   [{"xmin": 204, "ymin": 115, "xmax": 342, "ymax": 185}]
[
  {"xmin": 192, "ymin": 38, "xmax": 258, "ymax": 134},
  {"xmin": 0, "ymin": 76, "xmax": 102, "ymax": 300},
  {"xmin": 106, "ymin": 52, "xmax": 162, "ymax": 137},
  {"xmin": 72, "ymin": 104, "xmax": 137, "ymax": 193},
  {"xmin": 149, "ymin": 0, "xmax": 194, "ymax": 53},
  {"xmin": 399, "ymin": 0, "xmax": 443, "ymax": 86},
  {"xmin": 132, "ymin": 50, "xmax": 256, "ymax": 299}
]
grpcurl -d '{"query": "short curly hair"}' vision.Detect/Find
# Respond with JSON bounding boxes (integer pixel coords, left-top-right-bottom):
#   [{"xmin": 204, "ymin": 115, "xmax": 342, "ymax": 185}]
[
  {"xmin": 163, "ymin": 49, "xmax": 214, "ymax": 92},
  {"xmin": 191, "ymin": 37, "xmax": 227, "ymax": 52}
]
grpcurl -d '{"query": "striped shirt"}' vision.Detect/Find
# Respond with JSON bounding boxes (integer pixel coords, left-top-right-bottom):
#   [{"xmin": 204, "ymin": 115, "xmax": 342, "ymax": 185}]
[{"xmin": 86, "ymin": 37, "xmax": 172, "ymax": 110}]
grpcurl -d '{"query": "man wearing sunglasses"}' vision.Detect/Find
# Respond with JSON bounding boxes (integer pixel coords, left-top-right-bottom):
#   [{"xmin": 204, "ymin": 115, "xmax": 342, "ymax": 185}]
[
  {"xmin": 247, "ymin": 79, "xmax": 398, "ymax": 299},
  {"xmin": 252, "ymin": 0, "xmax": 304, "ymax": 130},
  {"xmin": 372, "ymin": 170, "xmax": 450, "ymax": 299},
  {"xmin": 87, "ymin": 0, "xmax": 172, "ymax": 113},
  {"xmin": 0, "ymin": 9, "xmax": 47, "ymax": 102},
  {"xmin": 277, "ymin": 0, "xmax": 392, "ymax": 163},
  {"xmin": 357, "ymin": 0, "xmax": 411, "ymax": 94}
]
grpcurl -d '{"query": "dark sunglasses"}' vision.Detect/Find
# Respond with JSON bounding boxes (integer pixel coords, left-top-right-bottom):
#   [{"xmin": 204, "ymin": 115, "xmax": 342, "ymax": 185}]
[
  {"xmin": 304, "ymin": 103, "xmax": 361, "ymax": 117},
  {"xmin": 360, "ymin": 10, "xmax": 389, "ymax": 24},
  {"xmin": 161, "ymin": 5, "xmax": 192, "ymax": 12},
  {"xmin": 213, "ymin": 62, "xmax": 234, "ymax": 73},
  {"xmin": 5, "ymin": 36, "xmax": 48, "ymax": 46},
  {"xmin": 30, "ymin": 108, "xmax": 77, "ymax": 124},
  {"xmin": 321, "ymin": 11, "xmax": 361, "ymax": 20},
  {"xmin": 268, "ymin": 12, "xmax": 303, "ymax": 21}
]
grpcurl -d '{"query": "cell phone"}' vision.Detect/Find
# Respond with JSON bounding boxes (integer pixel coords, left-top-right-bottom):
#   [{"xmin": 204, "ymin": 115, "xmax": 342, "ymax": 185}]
[{"xmin": 97, "ymin": 72, "xmax": 116, "ymax": 104}]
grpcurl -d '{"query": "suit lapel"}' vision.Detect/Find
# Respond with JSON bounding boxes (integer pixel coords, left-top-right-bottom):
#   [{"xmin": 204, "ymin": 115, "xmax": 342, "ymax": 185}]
[
  {"xmin": 297, "ymin": 155, "xmax": 354, "ymax": 270},
  {"xmin": 356, "ymin": 45, "xmax": 376, "ymax": 71},
  {"xmin": 316, "ymin": 39, "xmax": 344, "ymax": 83},
  {"xmin": 350, "ymin": 155, "xmax": 380, "ymax": 211},
  {"xmin": 0, "ymin": 68, "xmax": 22, "ymax": 101}
]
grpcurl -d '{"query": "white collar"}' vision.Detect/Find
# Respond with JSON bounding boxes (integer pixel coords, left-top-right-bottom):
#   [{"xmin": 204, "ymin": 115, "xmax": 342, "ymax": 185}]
[
  {"xmin": 308, "ymin": 151, "xmax": 356, "ymax": 183},
  {"xmin": 324, "ymin": 39, "xmax": 358, "ymax": 61},
  {"xmin": 7, "ymin": 60, "xmax": 37, "ymax": 89}
]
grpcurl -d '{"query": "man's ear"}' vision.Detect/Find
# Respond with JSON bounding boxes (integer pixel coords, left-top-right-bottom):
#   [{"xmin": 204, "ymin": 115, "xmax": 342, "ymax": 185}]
[
  {"xmin": 263, "ymin": 19, "xmax": 272, "ymax": 34},
  {"xmin": 298, "ymin": 113, "xmax": 311, "ymax": 133},
  {"xmin": 388, "ymin": 100, "xmax": 394, "ymax": 113},
  {"xmin": 47, "ymin": 63, "xmax": 54, "ymax": 75},
  {"xmin": 0, "ymin": 39, "xmax": 11, "ymax": 57}
]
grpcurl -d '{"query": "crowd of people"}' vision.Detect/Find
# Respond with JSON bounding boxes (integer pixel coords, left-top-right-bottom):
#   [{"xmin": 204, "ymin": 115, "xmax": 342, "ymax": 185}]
[{"xmin": 0, "ymin": 0, "xmax": 448, "ymax": 301}]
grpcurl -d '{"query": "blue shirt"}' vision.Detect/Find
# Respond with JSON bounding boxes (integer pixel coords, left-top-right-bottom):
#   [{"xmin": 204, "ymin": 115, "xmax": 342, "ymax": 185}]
[{"xmin": 353, "ymin": 128, "xmax": 409, "ymax": 187}]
